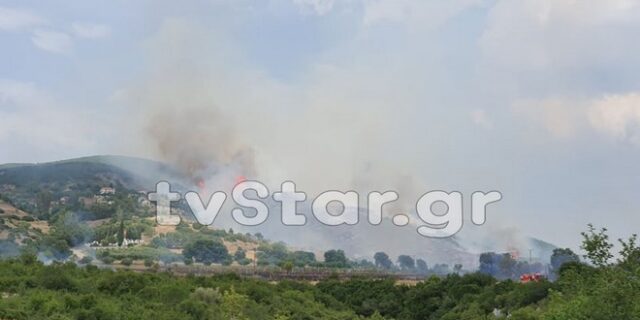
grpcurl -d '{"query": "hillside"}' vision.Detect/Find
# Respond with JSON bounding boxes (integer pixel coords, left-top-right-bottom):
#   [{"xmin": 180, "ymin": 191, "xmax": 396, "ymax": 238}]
[
  {"xmin": 0, "ymin": 155, "xmax": 556, "ymax": 280},
  {"xmin": 0, "ymin": 155, "xmax": 188, "ymax": 217},
  {"xmin": 0, "ymin": 155, "xmax": 184, "ymax": 190}
]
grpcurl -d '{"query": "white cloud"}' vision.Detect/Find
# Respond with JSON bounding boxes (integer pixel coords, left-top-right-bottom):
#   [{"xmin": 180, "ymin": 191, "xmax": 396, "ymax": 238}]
[
  {"xmin": 31, "ymin": 29, "xmax": 73, "ymax": 54},
  {"xmin": 292, "ymin": 0, "xmax": 335, "ymax": 15},
  {"xmin": 514, "ymin": 93, "xmax": 640, "ymax": 145},
  {"xmin": 0, "ymin": 79, "xmax": 94, "ymax": 151},
  {"xmin": 470, "ymin": 109, "xmax": 493, "ymax": 129},
  {"xmin": 480, "ymin": 0, "xmax": 640, "ymax": 70},
  {"xmin": 0, "ymin": 6, "xmax": 44, "ymax": 31},
  {"xmin": 0, "ymin": 80, "xmax": 46, "ymax": 112},
  {"xmin": 513, "ymin": 98, "xmax": 585, "ymax": 140},
  {"xmin": 589, "ymin": 93, "xmax": 640, "ymax": 145},
  {"xmin": 362, "ymin": 0, "xmax": 484, "ymax": 29},
  {"xmin": 71, "ymin": 22, "xmax": 111, "ymax": 39},
  {"xmin": 291, "ymin": 0, "xmax": 483, "ymax": 23}
]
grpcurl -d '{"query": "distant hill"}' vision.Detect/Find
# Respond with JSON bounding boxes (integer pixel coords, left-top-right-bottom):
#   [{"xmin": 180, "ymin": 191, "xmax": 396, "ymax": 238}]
[
  {"xmin": 0, "ymin": 159, "xmax": 136, "ymax": 189},
  {"xmin": 0, "ymin": 155, "xmax": 194, "ymax": 193},
  {"xmin": 0, "ymin": 155, "xmax": 558, "ymax": 267},
  {"xmin": 0, "ymin": 155, "xmax": 185, "ymax": 190},
  {"xmin": 0, "ymin": 155, "xmax": 190, "ymax": 218}
]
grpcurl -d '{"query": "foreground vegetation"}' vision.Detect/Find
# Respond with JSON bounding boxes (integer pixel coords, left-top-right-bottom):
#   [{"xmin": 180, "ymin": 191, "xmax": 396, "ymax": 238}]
[{"xmin": 0, "ymin": 225, "xmax": 638, "ymax": 319}]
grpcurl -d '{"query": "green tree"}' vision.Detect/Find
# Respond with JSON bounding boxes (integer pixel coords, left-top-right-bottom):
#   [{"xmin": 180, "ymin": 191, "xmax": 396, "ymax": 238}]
[
  {"xmin": 374, "ymin": 252, "xmax": 393, "ymax": 269},
  {"xmin": 550, "ymin": 248, "xmax": 580, "ymax": 273},
  {"xmin": 618, "ymin": 234, "xmax": 640, "ymax": 269},
  {"xmin": 281, "ymin": 261, "xmax": 294, "ymax": 273},
  {"xmin": 183, "ymin": 240, "xmax": 230, "ymax": 265},
  {"xmin": 416, "ymin": 259, "xmax": 428, "ymax": 273},
  {"xmin": 49, "ymin": 211, "xmax": 93, "ymax": 247},
  {"xmin": 221, "ymin": 288, "xmax": 250, "ymax": 320},
  {"xmin": 324, "ymin": 249, "xmax": 348, "ymax": 268},
  {"xmin": 499, "ymin": 253, "xmax": 517, "ymax": 279},
  {"xmin": 581, "ymin": 224, "xmax": 613, "ymax": 267},
  {"xmin": 289, "ymin": 250, "xmax": 316, "ymax": 267},
  {"xmin": 397, "ymin": 255, "xmax": 415, "ymax": 270},
  {"xmin": 117, "ymin": 219, "xmax": 125, "ymax": 247}
]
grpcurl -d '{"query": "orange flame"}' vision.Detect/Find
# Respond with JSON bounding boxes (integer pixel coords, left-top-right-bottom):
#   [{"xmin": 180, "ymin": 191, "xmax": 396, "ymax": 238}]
[{"xmin": 235, "ymin": 175, "xmax": 247, "ymax": 185}]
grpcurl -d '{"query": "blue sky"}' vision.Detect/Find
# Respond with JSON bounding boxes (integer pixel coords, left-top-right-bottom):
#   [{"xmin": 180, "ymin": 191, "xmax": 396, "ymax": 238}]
[{"xmin": 1, "ymin": 0, "xmax": 640, "ymax": 249}]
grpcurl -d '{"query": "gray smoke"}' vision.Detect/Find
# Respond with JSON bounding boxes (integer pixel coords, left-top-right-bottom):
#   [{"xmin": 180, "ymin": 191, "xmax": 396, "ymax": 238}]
[{"xmin": 115, "ymin": 18, "xmax": 536, "ymax": 262}]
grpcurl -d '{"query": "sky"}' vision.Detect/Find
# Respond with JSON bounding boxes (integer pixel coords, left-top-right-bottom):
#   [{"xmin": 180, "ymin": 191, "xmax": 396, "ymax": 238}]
[{"xmin": 1, "ymin": 0, "xmax": 640, "ymax": 250}]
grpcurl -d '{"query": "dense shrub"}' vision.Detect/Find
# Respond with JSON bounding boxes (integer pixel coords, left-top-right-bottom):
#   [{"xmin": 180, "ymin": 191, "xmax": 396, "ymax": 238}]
[
  {"xmin": 183, "ymin": 240, "xmax": 230, "ymax": 265},
  {"xmin": 0, "ymin": 225, "xmax": 637, "ymax": 319}
]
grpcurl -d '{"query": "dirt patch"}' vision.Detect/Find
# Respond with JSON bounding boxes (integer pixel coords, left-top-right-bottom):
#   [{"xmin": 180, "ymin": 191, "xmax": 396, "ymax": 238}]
[
  {"xmin": 71, "ymin": 246, "xmax": 91, "ymax": 259},
  {"xmin": 28, "ymin": 220, "xmax": 50, "ymax": 234},
  {"xmin": 224, "ymin": 240, "xmax": 259, "ymax": 261},
  {"xmin": 395, "ymin": 279, "xmax": 422, "ymax": 286},
  {"xmin": 86, "ymin": 218, "xmax": 110, "ymax": 228},
  {"xmin": 155, "ymin": 224, "xmax": 177, "ymax": 234},
  {"xmin": 0, "ymin": 200, "xmax": 28, "ymax": 217},
  {"xmin": 139, "ymin": 217, "xmax": 177, "ymax": 244}
]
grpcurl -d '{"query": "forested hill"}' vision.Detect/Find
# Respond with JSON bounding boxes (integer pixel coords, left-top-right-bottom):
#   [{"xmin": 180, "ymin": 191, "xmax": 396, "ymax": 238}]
[
  {"xmin": 0, "ymin": 155, "xmax": 186, "ymax": 215},
  {"xmin": 0, "ymin": 155, "xmax": 183, "ymax": 191}
]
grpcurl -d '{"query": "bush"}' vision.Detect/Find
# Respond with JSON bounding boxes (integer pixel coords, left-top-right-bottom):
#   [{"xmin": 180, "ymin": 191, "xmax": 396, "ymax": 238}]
[
  {"xmin": 96, "ymin": 247, "xmax": 181, "ymax": 263},
  {"xmin": 234, "ymin": 248, "xmax": 246, "ymax": 261},
  {"xmin": 79, "ymin": 256, "xmax": 93, "ymax": 264},
  {"xmin": 38, "ymin": 268, "xmax": 77, "ymax": 291},
  {"xmin": 121, "ymin": 258, "xmax": 133, "ymax": 266},
  {"xmin": 100, "ymin": 256, "xmax": 115, "ymax": 264}
]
